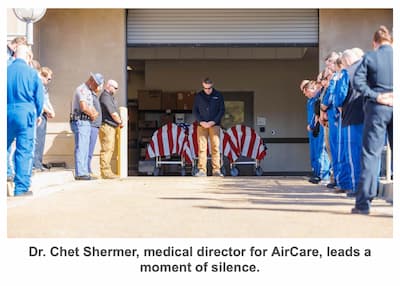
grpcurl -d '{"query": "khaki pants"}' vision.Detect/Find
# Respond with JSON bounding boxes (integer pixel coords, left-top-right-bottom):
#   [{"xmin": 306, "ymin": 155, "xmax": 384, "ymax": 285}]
[
  {"xmin": 99, "ymin": 123, "xmax": 117, "ymax": 176},
  {"xmin": 197, "ymin": 125, "xmax": 221, "ymax": 173}
]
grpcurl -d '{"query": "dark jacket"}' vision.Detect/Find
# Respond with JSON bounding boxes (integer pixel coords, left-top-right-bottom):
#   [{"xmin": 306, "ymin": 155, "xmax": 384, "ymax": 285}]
[
  {"xmin": 193, "ymin": 89, "xmax": 225, "ymax": 125},
  {"xmin": 342, "ymin": 59, "xmax": 364, "ymax": 126},
  {"xmin": 354, "ymin": 44, "xmax": 393, "ymax": 102}
]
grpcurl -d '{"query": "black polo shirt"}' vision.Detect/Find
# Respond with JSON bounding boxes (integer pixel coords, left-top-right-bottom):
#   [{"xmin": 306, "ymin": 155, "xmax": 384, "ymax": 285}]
[{"xmin": 100, "ymin": 90, "xmax": 119, "ymax": 127}]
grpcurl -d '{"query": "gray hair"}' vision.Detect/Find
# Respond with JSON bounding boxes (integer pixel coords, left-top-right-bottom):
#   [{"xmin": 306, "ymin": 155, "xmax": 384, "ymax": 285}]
[{"xmin": 14, "ymin": 44, "xmax": 31, "ymax": 63}]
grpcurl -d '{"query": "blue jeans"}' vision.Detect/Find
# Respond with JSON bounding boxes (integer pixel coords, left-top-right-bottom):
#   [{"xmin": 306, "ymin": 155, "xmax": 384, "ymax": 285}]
[
  {"xmin": 70, "ymin": 120, "xmax": 91, "ymax": 177},
  {"xmin": 7, "ymin": 104, "xmax": 36, "ymax": 195},
  {"xmin": 33, "ymin": 113, "xmax": 47, "ymax": 169},
  {"xmin": 88, "ymin": 126, "xmax": 99, "ymax": 174}
]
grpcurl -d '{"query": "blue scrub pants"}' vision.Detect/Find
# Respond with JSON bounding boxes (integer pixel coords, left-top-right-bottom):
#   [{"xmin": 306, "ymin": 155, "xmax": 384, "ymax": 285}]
[
  {"xmin": 7, "ymin": 103, "xmax": 36, "ymax": 195},
  {"xmin": 355, "ymin": 101, "xmax": 393, "ymax": 211},
  {"xmin": 71, "ymin": 120, "xmax": 91, "ymax": 177},
  {"xmin": 327, "ymin": 111, "xmax": 339, "ymax": 185},
  {"xmin": 309, "ymin": 128, "xmax": 330, "ymax": 180},
  {"xmin": 338, "ymin": 124, "xmax": 363, "ymax": 193}
]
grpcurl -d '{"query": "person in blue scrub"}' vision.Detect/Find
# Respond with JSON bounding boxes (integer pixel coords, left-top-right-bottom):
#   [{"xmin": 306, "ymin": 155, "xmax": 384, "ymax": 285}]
[
  {"xmin": 7, "ymin": 36, "xmax": 28, "ymax": 182},
  {"xmin": 330, "ymin": 56, "xmax": 349, "ymax": 193},
  {"xmin": 334, "ymin": 49, "xmax": 364, "ymax": 197},
  {"xmin": 351, "ymin": 26, "xmax": 393, "ymax": 215},
  {"xmin": 301, "ymin": 80, "xmax": 330, "ymax": 184},
  {"xmin": 320, "ymin": 52, "xmax": 341, "ymax": 190},
  {"xmin": 7, "ymin": 45, "xmax": 44, "ymax": 196}
]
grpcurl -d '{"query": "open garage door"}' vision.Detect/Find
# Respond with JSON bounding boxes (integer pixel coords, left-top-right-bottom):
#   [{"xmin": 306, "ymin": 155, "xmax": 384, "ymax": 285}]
[{"xmin": 127, "ymin": 9, "xmax": 318, "ymax": 46}]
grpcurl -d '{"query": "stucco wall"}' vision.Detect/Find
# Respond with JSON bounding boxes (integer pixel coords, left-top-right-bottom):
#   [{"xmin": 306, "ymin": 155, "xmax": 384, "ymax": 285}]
[
  {"xmin": 319, "ymin": 9, "xmax": 392, "ymax": 70},
  {"xmin": 35, "ymin": 9, "xmax": 126, "ymax": 173}
]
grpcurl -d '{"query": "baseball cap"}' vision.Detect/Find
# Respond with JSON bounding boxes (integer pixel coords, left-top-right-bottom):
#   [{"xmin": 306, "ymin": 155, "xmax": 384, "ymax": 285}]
[{"xmin": 90, "ymin": 72, "xmax": 104, "ymax": 86}]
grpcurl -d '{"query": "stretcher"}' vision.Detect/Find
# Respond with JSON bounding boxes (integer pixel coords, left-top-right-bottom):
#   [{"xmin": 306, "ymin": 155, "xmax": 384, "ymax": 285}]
[
  {"xmin": 145, "ymin": 122, "xmax": 191, "ymax": 176},
  {"xmin": 185, "ymin": 122, "xmax": 239, "ymax": 176},
  {"xmin": 226, "ymin": 125, "xmax": 267, "ymax": 176}
]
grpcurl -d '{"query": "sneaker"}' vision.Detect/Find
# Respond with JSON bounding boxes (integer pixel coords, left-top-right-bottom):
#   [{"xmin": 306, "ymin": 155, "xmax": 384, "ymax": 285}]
[
  {"xmin": 194, "ymin": 171, "xmax": 207, "ymax": 177},
  {"xmin": 308, "ymin": 176, "xmax": 321, "ymax": 184},
  {"xmin": 75, "ymin": 175, "xmax": 92, "ymax": 180},
  {"xmin": 212, "ymin": 171, "xmax": 224, "ymax": 177},
  {"xmin": 326, "ymin": 182, "xmax": 337, "ymax": 189}
]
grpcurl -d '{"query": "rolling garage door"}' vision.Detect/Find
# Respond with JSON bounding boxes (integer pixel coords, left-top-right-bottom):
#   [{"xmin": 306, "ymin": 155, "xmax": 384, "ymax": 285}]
[{"xmin": 127, "ymin": 9, "xmax": 318, "ymax": 46}]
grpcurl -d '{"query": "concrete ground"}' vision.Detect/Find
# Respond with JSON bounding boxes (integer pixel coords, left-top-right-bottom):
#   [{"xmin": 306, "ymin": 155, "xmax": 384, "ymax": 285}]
[{"xmin": 7, "ymin": 175, "xmax": 392, "ymax": 238}]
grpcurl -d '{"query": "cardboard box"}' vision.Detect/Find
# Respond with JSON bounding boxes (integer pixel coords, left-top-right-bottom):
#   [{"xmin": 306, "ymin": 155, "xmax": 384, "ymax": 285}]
[
  {"xmin": 162, "ymin": 92, "xmax": 177, "ymax": 110},
  {"xmin": 138, "ymin": 90, "xmax": 162, "ymax": 110},
  {"xmin": 177, "ymin": 91, "xmax": 196, "ymax": 110}
]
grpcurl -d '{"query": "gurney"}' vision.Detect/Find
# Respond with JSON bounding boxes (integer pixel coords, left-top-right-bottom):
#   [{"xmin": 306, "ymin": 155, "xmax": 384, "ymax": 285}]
[
  {"xmin": 226, "ymin": 125, "xmax": 267, "ymax": 176},
  {"xmin": 145, "ymin": 122, "xmax": 191, "ymax": 176}
]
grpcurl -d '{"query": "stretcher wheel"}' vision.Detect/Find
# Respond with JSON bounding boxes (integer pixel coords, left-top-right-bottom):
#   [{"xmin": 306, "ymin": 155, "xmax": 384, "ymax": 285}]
[
  {"xmin": 230, "ymin": 167, "xmax": 239, "ymax": 176},
  {"xmin": 220, "ymin": 166, "xmax": 226, "ymax": 176},
  {"xmin": 255, "ymin": 166, "xmax": 263, "ymax": 176},
  {"xmin": 153, "ymin": 167, "xmax": 161, "ymax": 176}
]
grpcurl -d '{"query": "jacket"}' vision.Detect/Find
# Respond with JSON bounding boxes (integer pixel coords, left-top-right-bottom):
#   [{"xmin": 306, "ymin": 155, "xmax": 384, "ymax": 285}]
[{"xmin": 193, "ymin": 89, "xmax": 225, "ymax": 125}]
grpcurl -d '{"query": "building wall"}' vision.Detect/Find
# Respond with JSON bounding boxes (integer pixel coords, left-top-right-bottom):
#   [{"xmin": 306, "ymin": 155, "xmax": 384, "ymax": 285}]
[
  {"xmin": 34, "ymin": 9, "xmax": 126, "ymax": 173},
  {"xmin": 319, "ymin": 9, "xmax": 393, "ymax": 70}
]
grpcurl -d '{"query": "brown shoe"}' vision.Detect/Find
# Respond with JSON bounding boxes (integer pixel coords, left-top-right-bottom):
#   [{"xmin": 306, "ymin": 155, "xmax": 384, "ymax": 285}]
[{"xmin": 102, "ymin": 173, "xmax": 119, "ymax": 179}]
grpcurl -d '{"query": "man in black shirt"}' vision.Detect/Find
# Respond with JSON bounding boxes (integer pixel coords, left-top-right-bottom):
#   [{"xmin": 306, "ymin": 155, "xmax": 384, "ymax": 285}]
[{"xmin": 99, "ymin": 80, "xmax": 123, "ymax": 179}]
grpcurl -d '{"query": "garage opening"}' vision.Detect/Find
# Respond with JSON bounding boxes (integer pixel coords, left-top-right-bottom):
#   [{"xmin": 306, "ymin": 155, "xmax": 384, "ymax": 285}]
[{"xmin": 126, "ymin": 9, "xmax": 319, "ymax": 175}]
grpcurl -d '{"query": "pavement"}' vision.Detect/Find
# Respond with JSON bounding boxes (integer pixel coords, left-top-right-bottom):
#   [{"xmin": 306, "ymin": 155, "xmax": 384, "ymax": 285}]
[{"xmin": 7, "ymin": 170, "xmax": 393, "ymax": 238}]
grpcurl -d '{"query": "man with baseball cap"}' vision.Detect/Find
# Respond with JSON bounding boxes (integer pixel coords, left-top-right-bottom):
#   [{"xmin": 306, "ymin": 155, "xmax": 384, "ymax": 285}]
[{"xmin": 70, "ymin": 72, "xmax": 104, "ymax": 180}]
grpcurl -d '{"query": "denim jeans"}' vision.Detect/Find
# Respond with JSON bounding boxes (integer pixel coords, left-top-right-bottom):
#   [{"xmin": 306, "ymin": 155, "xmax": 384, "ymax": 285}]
[
  {"xmin": 33, "ymin": 113, "xmax": 47, "ymax": 169},
  {"xmin": 88, "ymin": 126, "xmax": 99, "ymax": 174},
  {"xmin": 70, "ymin": 120, "xmax": 91, "ymax": 177}
]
